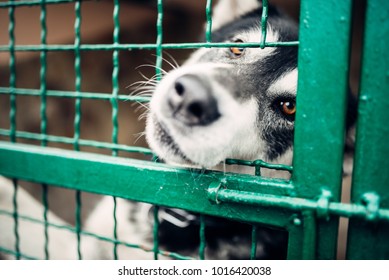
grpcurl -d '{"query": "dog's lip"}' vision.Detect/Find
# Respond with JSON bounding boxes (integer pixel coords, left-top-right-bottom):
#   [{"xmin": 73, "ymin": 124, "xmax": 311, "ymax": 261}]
[{"xmin": 152, "ymin": 116, "xmax": 196, "ymax": 166}]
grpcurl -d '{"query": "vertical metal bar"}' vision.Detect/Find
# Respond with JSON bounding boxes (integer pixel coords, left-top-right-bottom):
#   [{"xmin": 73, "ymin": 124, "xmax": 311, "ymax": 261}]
[
  {"xmin": 286, "ymin": 221, "xmax": 304, "ymax": 260},
  {"xmin": 301, "ymin": 211, "xmax": 316, "ymax": 259},
  {"xmin": 255, "ymin": 166, "xmax": 261, "ymax": 176},
  {"xmin": 73, "ymin": 0, "xmax": 82, "ymax": 152},
  {"xmin": 150, "ymin": 0, "xmax": 164, "ymax": 260},
  {"xmin": 292, "ymin": 0, "xmax": 353, "ymax": 259},
  {"xmin": 346, "ymin": 0, "xmax": 389, "ymax": 260},
  {"xmin": 250, "ymin": 225, "xmax": 258, "ymax": 260},
  {"xmin": 112, "ymin": 196, "xmax": 118, "ymax": 259},
  {"xmin": 111, "ymin": 0, "xmax": 120, "ymax": 155},
  {"xmin": 153, "ymin": 205, "xmax": 160, "ymax": 260},
  {"xmin": 259, "ymin": 0, "xmax": 268, "ymax": 49},
  {"xmin": 155, "ymin": 0, "xmax": 163, "ymax": 80},
  {"xmin": 8, "ymin": 0, "xmax": 20, "ymax": 260},
  {"xmin": 73, "ymin": 0, "xmax": 83, "ymax": 260},
  {"xmin": 111, "ymin": 0, "xmax": 121, "ymax": 260},
  {"xmin": 42, "ymin": 184, "xmax": 49, "ymax": 259},
  {"xmin": 40, "ymin": 0, "xmax": 48, "ymax": 146},
  {"xmin": 75, "ymin": 189, "xmax": 82, "ymax": 259},
  {"xmin": 8, "ymin": 0, "xmax": 16, "ymax": 143},
  {"xmin": 12, "ymin": 179, "xmax": 20, "ymax": 259},
  {"xmin": 39, "ymin": 0, "xmax": 50, "ymax": 260},
  {"xmin": 205, "ymin": 0, "xmax": 213, "ymax": 43},
  {"xmin": 199, "ymin": 214, "xmax": 206, "ymax": 260}
]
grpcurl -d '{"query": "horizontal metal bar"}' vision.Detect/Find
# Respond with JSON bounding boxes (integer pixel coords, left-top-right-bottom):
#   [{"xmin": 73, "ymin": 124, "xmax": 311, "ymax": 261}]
[
  {"xmin": 0, "ymin": 247, "xmax": 37, "ymax": 260},
  {"xmin": 0, "ymin": 87, "xmax": 150, "ymax": 103},
  {"xmin": 0, "ymin": 141, "xmax": 294, "ymax": 227},
  {"xmin": 0, "ymin": 130, "xmax": 154, "ymax": 156},
  {"xmin": 225, "ymin": 158, "xmax": 292, "ymax": 173},
  {"xmin": 208, "ymin": 186, "xmax": 389, "ymax": 222},
  {"xmin": 0, "ymin": 0, "xmax": 79, "ymax": 8},
  {"xmin": 0, "ymin": 42, "xmax": 299, "ymax": 53}
]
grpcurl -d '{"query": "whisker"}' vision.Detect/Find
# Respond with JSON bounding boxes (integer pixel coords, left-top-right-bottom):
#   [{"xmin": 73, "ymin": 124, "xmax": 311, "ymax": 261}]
[
  {"xmin": 134, "ymin": 131, "xmax": 146, "ymax": 144},
  {"xmin": 136, "ymin": 64, "xmax": 168, "ymax": 75},
  {"xmin": 152, "ymin": 52, "xmax": 180, "ymax": 70},
  {"xmin": 133, "ymin": 101, "xmax": 150, "ymax": 112},
  {"xmin": 163, "ymin": 51, "xmax": 180, "ymax": 68}
]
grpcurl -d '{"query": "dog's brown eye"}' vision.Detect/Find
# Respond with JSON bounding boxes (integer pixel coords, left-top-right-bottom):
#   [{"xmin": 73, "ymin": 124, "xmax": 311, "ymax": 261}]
[
  {"xmin": 280, "ymin": 101, "xmax": 296, "ymax": 116},
  {"xmin": 230, "ymin": 39, "xmax": 245, "ymax": 57}
]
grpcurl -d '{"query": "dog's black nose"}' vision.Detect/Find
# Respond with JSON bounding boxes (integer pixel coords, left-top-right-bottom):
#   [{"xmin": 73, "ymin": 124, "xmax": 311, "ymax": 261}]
[{"xmin": 168, "ymin": 75, "xmax": 220, "ymax": 126}]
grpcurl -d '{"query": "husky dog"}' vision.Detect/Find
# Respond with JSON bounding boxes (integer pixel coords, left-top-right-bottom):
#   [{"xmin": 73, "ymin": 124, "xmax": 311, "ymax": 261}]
[
  {"xmin": 146, "ymin": 1, "xmax": 298, "ymax": 175},
  {"xmin": 0, "ymin": 0, "xmax": 355, "ymax": 260}
]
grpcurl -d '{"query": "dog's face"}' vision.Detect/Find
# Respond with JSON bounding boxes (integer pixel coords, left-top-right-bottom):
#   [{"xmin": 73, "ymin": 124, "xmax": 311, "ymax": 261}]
[{"xmin": 146, "ymin": 0, "xmax": 298, "ymax": 171}]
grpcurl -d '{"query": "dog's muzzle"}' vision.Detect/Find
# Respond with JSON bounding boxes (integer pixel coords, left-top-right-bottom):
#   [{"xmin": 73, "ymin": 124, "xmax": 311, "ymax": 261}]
[{"xmin": 167, "ymin": 74, "xmax": 220, "ymax": 126}]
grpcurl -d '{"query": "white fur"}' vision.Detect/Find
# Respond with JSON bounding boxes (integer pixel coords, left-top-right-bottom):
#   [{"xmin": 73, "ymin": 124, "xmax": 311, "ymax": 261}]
[
  {"xmin": 268, "ymin": 69, "xmax": 298, "ymax": 96},
  {"xmin": 148, "ymin": 62, "xmax": 267, "ymax": 168},
  {"xmin": 212, "ymin": 0, "xmax": 262, "ymax": 31}
]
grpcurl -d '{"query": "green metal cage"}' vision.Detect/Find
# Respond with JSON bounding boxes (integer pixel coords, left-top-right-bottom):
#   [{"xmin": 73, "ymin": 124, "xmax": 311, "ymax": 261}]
[{"xmin": 0, "ymin": 0, "xmax": 388, "ymax": 260}]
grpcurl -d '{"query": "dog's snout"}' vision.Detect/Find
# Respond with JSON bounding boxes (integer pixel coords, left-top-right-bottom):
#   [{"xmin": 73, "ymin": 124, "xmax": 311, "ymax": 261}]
[{"xmin": 168, "ymin": 75, "xmax": 220, "ymax": 126}]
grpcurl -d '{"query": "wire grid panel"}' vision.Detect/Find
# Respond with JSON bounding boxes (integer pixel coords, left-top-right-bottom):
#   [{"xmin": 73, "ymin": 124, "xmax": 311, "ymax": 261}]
[
  {"xmin": 0, "ymin": 0, "xmax": 298, "ymax": 260},
  {"xmin": 0, "ymin": 0, "xmax": 388, "ymax": 260}
]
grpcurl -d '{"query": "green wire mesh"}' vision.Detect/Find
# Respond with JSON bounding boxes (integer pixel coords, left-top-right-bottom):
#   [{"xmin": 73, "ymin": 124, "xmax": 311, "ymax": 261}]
[{"xmin": 0, "ymin": 0, "xmax": 291, "ymax": 260}]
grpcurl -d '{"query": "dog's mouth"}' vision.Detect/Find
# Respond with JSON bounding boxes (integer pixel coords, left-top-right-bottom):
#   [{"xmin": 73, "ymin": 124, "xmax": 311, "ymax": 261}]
[{"xmin": 148, "ymin": 114, "xmax": 196, "ymax": 166}]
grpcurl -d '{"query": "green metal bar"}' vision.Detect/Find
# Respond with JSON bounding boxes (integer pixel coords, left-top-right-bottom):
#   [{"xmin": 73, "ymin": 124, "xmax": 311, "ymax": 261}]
[
  {"xmin": 0, "ymin": 247, "xmax": 37, "ymax": 260},
  {"xmin": 111, "ymin": 0, "xmax": 120, "ymax": 156},
  {"xmin": 199, "ymin": 215, "xmax": 206, "ymax": 260},
  {"xmin": 301, "ymin": 211, "xmax": 316, "ymax": 259},
  {"xmin": 250, "ymin": 225, "xmax": 258, "ymax": 260},
  {"xmin": 293, "ymin": 0, "xmax": 353, "ymax": 259},
  {"xmin": 112, "ymin": 196, "xmax": 118, "ymax": 259},
  {"xmin": 286, "ymin": 221, "xmax": 304, "ymax": 260},
  {"xmin": 0, "ymin": 41, "xmax": 299, "ymax": 52},
  {"xmin": 346, "ymin": 0, "xmax": 389, "ymax": 260},
  {"xmin": 73, "ymin": 1, "xmax": 83, "ymax": 259},
  {"xmin": 0, "ymin": 0, "xmax": 81, "ymax": 8},
  {"xmin": 8, "ymin": 0, "xmax": 16, "ymax": 143},
  {"xmin": 155, "ymin": 0, "xmax": 163, "ymax": 79},
  {"xmin": 39, "ymin": 0, "xmax": 50, "ymax": 260},
  {"xmin": 0, "ymin": 87, "xmax": 150, "ymax": 103},
  {"xmin": 41, "ymin": 184, "xmax": 49, "ymax": 259},
  {"xmin": 111, "ymin": 0, "xmax": 121, "ymax": 259},
  {"xmin": 75, "ymin": 190, "xmax": 82, "ymax": 259},
  {"xmin": 225, "ymin": 158, "xmax": 292, "ymax": 174},
  {"xmin": 205, "ymin": 0, "xmax": 213, "ymax": 43},
  {"xmin": 7, "ymin": 0, "xmax": 20, "ymax": 260},
  {"xmin": 207, "ymin": 186, "xmax": 389, "ymax": 221},
  {"xmin": 153, "ymin": 206, "xmax": 160, "ymax": 260},
  {"xmin": 73, "ymin": 0, "xmax": 82, "ymax": 151},
  {"xmin": 0, "ymin": 142, "xmax": 294, "ymax": 228},
  {"xmin": 151, "ymin": 0, "xmax": 164, "ymax": 259},
  {"xmin": 11, "ymin": 179, "xmax": 20, "ymax": 260},
  {"xmin": 0, "ymin": 129, "xmax": 154, "ymax": 155},
  {"xmin": 39, "ymin": 0, "xmax": 48, "ymax": 146},
  {"xmin": 260, "ymin": 0, "xmax": 268, "ymax": 49}
]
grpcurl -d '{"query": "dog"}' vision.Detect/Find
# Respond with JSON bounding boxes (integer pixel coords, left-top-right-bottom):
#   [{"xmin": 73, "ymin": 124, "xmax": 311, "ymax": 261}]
[{"xmin": 0, "ymin": 0, "xmax": 356, "ymax": 260}]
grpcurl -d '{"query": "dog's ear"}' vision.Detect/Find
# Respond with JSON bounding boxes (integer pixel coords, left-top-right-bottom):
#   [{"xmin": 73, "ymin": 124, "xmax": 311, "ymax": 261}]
[{"xmin": 212, "ymin": 0, "xmax": 262, "ymax": 31}]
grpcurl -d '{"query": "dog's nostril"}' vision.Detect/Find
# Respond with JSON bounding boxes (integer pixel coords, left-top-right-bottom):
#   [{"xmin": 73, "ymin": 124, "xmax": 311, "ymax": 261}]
[
  {"xmin": 187, "ymin": 102, "xmax": 204, "ymax": 118},
  {"xmin": 174, "ymin": 82, "xmax": 185, "ymax": 96},
  {"xmin": 168, "ymin": 74, "xmax": 220, "ymax": 125}
]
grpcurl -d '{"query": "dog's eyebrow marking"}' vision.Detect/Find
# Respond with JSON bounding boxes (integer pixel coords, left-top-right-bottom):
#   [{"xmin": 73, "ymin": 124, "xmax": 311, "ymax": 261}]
[
  {"xmin": 267, "ymin": 68, "xmax": 298, "ymax": 95},
  {"xmin": 239, "ymin": 26, "xmax": 279, "ymax": 63}
]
